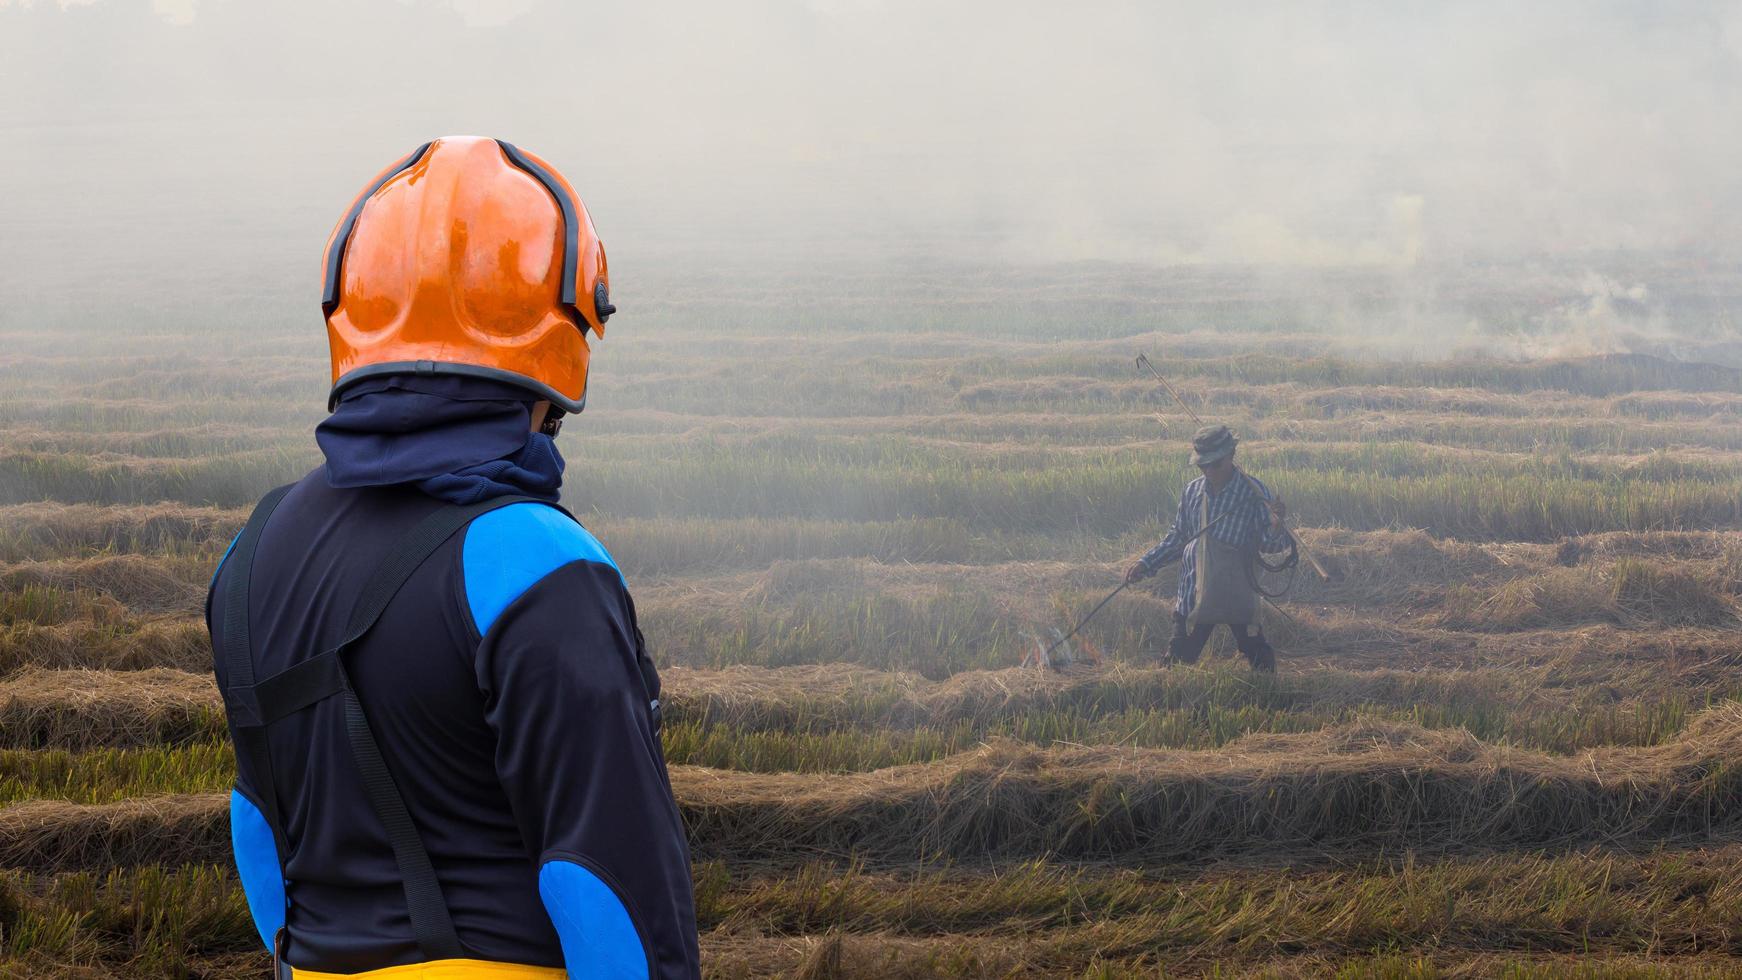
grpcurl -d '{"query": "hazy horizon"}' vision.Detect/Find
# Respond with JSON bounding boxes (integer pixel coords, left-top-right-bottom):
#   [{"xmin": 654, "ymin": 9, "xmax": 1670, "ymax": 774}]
[{"xmin": 5, "ymin": 0, "xmax": 1741, "ymax": 357}]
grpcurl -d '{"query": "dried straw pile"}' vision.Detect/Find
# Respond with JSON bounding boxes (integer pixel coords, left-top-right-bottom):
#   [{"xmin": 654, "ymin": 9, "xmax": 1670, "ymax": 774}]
[
  {"xmin": 0, "ymin": 794, "xmax": 228, "ymax": 872},
  {"xmin": 0, "ymin": 554, "xmax": 207, "ymax": 615},
  {"xmin": 0, "ymin": 662, "xmax": 1552, "ymax": 751},
  {"xmin": 0, "ymin": 619, "xmax": 210, "ymax": 674},
  {"xmin": 0, "ymin": 501, "xmax": 240, "ymax": 561},
  {"xmin": 14, "ymin": 706, "xmax": 1742, "ymax": 872},
  {"xmin": 0, "ymin": 667, "xmax": 223, "ymax": 749},
  {"xmin": 676, "ymin": 706, "xmax": 1742, "ymax": 863}
]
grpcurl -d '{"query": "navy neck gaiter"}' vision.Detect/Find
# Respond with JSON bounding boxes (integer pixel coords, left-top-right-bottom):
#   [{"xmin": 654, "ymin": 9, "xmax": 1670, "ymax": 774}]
[{"xmin": 315, "ymin": 375, "xmax": 565, "ymax": 506}]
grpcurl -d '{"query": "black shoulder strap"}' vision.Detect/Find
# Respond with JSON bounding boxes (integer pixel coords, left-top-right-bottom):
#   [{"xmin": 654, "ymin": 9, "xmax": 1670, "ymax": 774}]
[
  {"xmin": 221, "ymin": 485, "xmax": 295, "ymax": 708},
  {"xmin": 330, "ymin": 494, "xmax": 556, "ymax": 962},
  {"xmin": 221, "ymin": 490, "xmax": 563, "ymax": 965},
  {"xmin": 220, "ymin": 483, "xmax": 296, "ymax": 873}
]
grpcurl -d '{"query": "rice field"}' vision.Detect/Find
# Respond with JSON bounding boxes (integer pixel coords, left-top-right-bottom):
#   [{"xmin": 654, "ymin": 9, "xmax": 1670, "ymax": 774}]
[{"xmin": 2, "ymin": 273, "xmax": 1741, "ymax": 977}]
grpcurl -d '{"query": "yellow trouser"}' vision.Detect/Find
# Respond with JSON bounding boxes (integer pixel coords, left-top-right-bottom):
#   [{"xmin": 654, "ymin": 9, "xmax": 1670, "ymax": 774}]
[{"xmin": 292, "ymin": 959, "xmax": 567, "ymax": 979}]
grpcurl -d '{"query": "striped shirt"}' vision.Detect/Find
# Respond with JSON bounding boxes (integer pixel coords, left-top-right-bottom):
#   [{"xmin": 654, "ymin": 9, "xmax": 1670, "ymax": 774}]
[{"xmin": 1139, "ymin": 468, "xmax": 1290, "ymax": 618}]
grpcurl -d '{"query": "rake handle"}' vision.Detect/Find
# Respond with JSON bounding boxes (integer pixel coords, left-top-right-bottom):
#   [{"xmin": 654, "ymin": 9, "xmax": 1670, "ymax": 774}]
[
  {"xmin": 1135, "ymin": 353, "xmax": 1204, "ymax": 426},
  {"xmin": 1045, "ymin": 511, "xmax": 1235, "ymax": 662},
  {"xmin": 1043, "ymin": 581, "xmax": 1131, "ymax": 661}
]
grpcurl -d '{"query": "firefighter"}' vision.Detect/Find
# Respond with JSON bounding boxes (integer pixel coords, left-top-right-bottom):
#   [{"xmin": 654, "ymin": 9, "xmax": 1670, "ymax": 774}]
[
  {"xmin": 1125, "ymin": 425, "xmax": 1290, "ymax": 672},
  {"xmin": 209, "ymin": 137, "xmax": 701, "ymax": 978}
]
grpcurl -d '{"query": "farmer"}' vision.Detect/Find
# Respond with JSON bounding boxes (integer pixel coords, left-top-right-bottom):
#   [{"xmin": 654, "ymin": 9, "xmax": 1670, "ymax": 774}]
[
  {"xmin": 1125, "ymin": 424, "xmax": 1291, "ymax": 672},
  {"xmin": 208, "ymin": 138, "xmax": 700, "ymax": 978}
]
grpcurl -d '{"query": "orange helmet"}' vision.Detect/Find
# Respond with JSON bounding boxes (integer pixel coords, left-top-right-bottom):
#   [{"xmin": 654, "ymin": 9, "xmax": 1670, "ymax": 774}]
[{"xmin": 321, "ymin": 136, "xmax": 613, "ymax": 414}]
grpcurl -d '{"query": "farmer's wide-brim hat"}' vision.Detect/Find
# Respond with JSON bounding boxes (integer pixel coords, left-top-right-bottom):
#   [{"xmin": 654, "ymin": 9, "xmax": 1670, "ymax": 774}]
[{"xmin": 1190, "ymin": 424, "xmax": 1237, "ymax": 466}]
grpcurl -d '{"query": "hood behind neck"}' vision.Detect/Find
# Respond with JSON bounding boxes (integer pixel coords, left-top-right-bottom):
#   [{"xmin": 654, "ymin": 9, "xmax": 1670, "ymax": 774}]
[{"xmin": 315, "ymin": 375, "xmax": 565, "ymax": 506}]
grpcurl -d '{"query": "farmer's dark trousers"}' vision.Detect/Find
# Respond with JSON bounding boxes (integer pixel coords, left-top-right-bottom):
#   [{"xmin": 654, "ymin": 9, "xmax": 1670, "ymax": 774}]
[{"xmin": 1168, "ymin": 612, "xmax": 1276, "ymax": 672}]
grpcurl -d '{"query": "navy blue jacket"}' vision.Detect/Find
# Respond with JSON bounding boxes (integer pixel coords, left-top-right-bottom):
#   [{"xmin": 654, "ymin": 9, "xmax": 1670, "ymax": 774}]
[{"xmin": 208, "ymin": 470, "xmax": 700, "ymax": 977}]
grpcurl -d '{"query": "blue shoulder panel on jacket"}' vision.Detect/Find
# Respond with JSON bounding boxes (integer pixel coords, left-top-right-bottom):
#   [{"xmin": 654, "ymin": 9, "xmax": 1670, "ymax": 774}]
[
  {"xmin": 538, "ymin": 859, "xmax": 648, "ymax": 979},
  {"xmin": 229, "ymin": 788, "xmax": 286, "ymax": 952},
  {"xmin": 462, "ymin": 503, "xmax": 621, "ymax": 637}
]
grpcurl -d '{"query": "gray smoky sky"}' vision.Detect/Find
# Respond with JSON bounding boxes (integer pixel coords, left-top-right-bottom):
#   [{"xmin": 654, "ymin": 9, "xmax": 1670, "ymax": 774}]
[{"xmin": 4, "ymin": 0, "xmax": 1742, "ymax": 349}]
